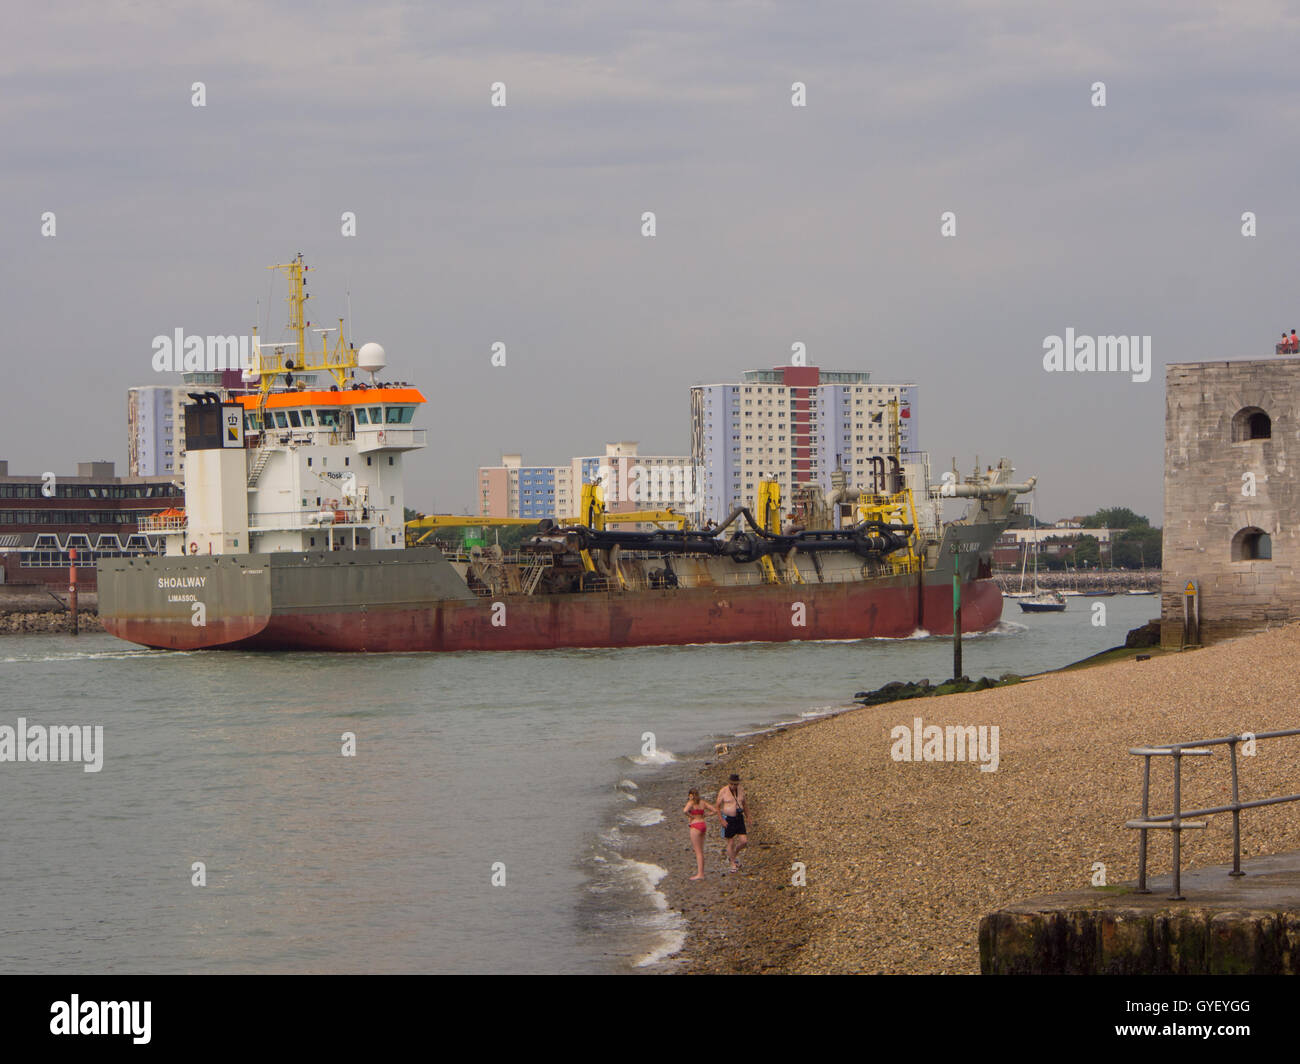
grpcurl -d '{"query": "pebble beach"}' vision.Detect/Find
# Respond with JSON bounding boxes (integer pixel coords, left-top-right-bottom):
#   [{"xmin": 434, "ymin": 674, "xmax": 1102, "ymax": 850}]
[{"xmin": 635, "ymin": 625, "xmax": 1300, "ymax": 974}]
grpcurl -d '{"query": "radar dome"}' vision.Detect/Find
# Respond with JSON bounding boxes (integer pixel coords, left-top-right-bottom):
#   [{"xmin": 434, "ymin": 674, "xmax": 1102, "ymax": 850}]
[{"xmin": 357, "ymin": 342, "xmax": 387, "ymax": 374}]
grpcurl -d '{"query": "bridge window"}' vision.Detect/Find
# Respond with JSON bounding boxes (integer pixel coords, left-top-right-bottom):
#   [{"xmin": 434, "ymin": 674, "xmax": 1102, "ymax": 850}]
[
  {"xmin": 1231, "ymin": 527, "xmax": 1271, "ymax": 561},
  {"xmin": 287, "ymin": 411, "xmax": 301, "ymax": 428},
  {"xmin": 355, "ymin": 408, "xmax": 369, "ymax": 425},
  {"xmin": 1232, "ymin": 407, "xmax": 1271, "ymax": 441}
]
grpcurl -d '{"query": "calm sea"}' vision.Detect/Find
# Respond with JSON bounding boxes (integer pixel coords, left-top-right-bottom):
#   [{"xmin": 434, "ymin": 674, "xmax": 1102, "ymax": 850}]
[{"xmin": 0, "ymin": 595, "xmax": 1157, "ymax": 973}]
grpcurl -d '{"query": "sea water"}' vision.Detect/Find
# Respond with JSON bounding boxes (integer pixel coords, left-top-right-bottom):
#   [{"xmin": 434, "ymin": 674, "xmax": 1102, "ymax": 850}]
[{"xmin": 0, "ymin": 595, "xmax": 1157, "ymax": 973}]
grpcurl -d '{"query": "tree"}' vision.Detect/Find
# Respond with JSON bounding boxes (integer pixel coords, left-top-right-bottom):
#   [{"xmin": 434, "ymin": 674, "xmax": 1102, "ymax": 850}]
[
  {"xmin": 1069, "ymin": 535, "xmax": 1102, "ymax": 568},
  {"xmin": 1082, "ymin": 507, "xmax": 1149, "ymax": 530},
  {"xmin": 1111, "ymin": 526, "xmax": 1162, "ymax": 569}
]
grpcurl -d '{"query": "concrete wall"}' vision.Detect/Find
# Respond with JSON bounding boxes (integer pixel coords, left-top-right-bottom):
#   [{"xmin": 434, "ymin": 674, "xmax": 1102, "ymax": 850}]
[{"xmin": 1162, "ymin": 359, "xmax": 1300, "ymax": 646}]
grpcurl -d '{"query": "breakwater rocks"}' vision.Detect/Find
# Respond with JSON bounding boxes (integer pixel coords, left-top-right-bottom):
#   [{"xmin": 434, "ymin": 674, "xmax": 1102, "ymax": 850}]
[
  {"xmin": 853, "ymin": 674, "xmax": 1022, "ymax": 706},
  {"xmin": 0, "ymin": 610, "xmax": 103, "ymax": 634},
  {"xmin": 994, "ymin": 571, "xmax": 1158, "ymax": 593},
  {"xmin": 0, "ymin": 588, "xmax": 101, "ymax": 634},
  {"xmin": 1124, "ymin": 620, "xmax": 1161, "ymax": 648}
]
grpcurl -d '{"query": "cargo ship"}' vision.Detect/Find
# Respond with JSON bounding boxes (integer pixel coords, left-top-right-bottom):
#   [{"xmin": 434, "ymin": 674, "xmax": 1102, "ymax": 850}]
[{"xmin": 98, "ymin": 256, "xmax": 1035, "ymax": 653}]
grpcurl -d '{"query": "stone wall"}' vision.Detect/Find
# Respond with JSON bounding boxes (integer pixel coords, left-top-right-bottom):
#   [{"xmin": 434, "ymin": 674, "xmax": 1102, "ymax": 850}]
[
  {"xmin": 980, "ymin": 903, "xmax": 1300, "ymax": 974},
  {"xmin": 1161, "ymin": 359, "xmax": 1300, "ymax": 647}
]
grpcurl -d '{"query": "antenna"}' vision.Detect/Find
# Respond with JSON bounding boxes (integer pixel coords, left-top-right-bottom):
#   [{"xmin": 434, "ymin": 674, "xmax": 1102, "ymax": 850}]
[{"xmin": 346, "ymin": 263, "xmax": 354, "ymax": 348}]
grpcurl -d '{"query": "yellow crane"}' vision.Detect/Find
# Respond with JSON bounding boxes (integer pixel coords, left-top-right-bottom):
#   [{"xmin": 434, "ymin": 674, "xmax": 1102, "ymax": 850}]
[
  {"xmin": 754, "ymin": 478, "xmax": 799, "ymax": 584},
  {"xmin": 405, "ymin": 484, "xmax": 689, "ymax": 549},
  {"xmin": 577, "ymin": 482, "xmax": 687, "ymax": 532},
  {"xmin": 405, "ymin": 515, "xmax": 541, "ymax": 547}
]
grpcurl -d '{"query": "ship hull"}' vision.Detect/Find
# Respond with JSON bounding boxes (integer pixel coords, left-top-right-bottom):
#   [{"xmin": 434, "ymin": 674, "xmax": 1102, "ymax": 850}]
[{"xmin": 97, "ymin": 548, "xmax": 1004, "ymax": 653}]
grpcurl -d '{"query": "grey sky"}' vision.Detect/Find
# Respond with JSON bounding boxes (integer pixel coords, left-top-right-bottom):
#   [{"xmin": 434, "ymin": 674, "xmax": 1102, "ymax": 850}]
[{"xmin": 5, "ymin": 0, "xmax": 1299, "ymax": 521}]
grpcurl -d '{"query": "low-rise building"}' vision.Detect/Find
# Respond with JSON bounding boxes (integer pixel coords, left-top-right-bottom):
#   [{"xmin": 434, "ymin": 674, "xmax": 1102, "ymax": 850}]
[{"xmin": 0, "ymin": 460, "xmax": 181, "ymax": 587}]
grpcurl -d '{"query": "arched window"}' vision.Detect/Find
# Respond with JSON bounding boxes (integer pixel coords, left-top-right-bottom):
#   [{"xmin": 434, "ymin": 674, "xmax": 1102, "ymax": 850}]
[
  {"xmin": 1232, "ymin": 407, "xmax": 1271, "ymax": 441},
  {"xmin": 1231, "ymin": 527, "xmax": 1272, "ymax": 561}
]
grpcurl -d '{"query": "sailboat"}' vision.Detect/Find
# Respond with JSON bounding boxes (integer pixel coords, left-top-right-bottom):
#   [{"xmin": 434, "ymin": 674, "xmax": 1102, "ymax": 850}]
[
  {"xmin": 1059, "ymin": 567, "xmax": 1085, "ymax": 595},
  {"xmin": 1004, "ymin": 538, "xmax": 1033, "ymax": 598},
  {"xmin": 1127, "ymin": 549, "xmax": 1157, "ymax": 594},
  {"xmin": 1018, "ymin": 505, "xmax": 1066, "ymax": 612}
]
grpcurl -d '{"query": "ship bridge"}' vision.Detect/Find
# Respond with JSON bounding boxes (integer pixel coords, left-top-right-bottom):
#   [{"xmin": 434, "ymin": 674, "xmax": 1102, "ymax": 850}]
[
  {"xmin": 161, "ymin": 254, "xmax": 429, "ymax": 558},
  {"xmin": 234, "ymin": 387, "xmax": 427, "ymax": 454}
]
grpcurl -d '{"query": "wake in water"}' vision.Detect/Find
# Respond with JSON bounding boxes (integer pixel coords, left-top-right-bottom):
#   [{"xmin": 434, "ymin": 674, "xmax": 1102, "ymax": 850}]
[{"xmin": 0, "ymin": 648, "xmax": 191, "ymax": 664}]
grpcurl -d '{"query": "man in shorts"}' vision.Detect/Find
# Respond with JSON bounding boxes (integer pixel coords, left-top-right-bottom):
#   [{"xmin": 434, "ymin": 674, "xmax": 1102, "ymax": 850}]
[{"xmin": 717, "ymin": 773, "xmax": 750, "ymax": 872}]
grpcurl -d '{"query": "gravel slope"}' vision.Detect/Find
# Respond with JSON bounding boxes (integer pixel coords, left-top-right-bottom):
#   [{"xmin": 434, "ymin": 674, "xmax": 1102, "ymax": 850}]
[{"xmin": 649, "ymin": 625, "xmax": 1300, "ymax": 974}]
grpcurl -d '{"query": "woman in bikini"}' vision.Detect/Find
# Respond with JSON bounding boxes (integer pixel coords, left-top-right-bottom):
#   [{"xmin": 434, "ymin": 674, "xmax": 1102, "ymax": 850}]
[{"xmin": 683, "ymin": 788, "xmax": 719, "ymax": 880}]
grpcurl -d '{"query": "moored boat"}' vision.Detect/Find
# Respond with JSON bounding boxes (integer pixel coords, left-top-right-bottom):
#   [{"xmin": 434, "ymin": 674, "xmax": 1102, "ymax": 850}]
[{"xmin": 1019, "ymin": 590, "xmax": 1067, "ymax": 613}]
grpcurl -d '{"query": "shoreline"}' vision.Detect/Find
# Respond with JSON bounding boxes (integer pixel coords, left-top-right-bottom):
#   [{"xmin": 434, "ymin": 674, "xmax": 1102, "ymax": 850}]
[
  {"xmin": 0, "ymin": 610, "xmax": 103, "ymax": 634},
  {"xmin": 627, "ymin": 625, "xmax": 1300, "ymax": 974},
  {"xmin": 621, "ymin": 706, "xmax": 852, "ymax": 974},
  {"xmin": 0, "ymin": 588, "xmax": 101, "ymax": 634}
]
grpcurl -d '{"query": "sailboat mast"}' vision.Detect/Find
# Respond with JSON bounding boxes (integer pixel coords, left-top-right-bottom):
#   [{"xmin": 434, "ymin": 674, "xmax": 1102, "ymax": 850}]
[{"xmin": 1031, "ymin": 500, "xmax": 1040, "ymax": 592}]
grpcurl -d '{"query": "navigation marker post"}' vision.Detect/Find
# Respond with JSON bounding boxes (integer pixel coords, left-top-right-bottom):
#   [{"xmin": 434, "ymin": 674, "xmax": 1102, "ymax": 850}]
[
  {"xmin": 952, "ymin": 541, "xmax": 962, "ymax": 680},
  {"xmin": 1183, "ymin": 580, "xmax": 1199, "ymax": 647},
  {"xmin": 68, "ymin": 548, "xmax": 78, "ymax": 636}
]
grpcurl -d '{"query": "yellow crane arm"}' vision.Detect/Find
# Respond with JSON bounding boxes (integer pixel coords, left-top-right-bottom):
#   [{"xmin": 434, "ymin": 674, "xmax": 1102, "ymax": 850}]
[
  {"xmin": 405, "ymin": 515, "xmax": 541, "ymax": 546},
  {"xmin": 599, "ymin": 510, "xmax": 687, "ymax": 529}
]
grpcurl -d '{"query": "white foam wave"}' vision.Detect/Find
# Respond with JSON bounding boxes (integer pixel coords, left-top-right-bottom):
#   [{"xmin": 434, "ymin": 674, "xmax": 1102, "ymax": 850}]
[
  {"xmin": 799, "ymin": 705, "xmax": 843, "ymax": 719},
  {"xmin": 867, "ymin": 627, "xmax": 931, "ymax": 641},
  {"xmin": 620, "ymin": 806, "xmax": 665, "ymax": 827},
  {"xmin": 628, "ymin": 748, "xmax": 676, "ymax": 766},
  {"xmin": 607, "ymin": 858, "xmax": 687, "ymax": 967},
  {"xmin": 634, "ymin": 920, "xmax": 688, "ymax": 968}
]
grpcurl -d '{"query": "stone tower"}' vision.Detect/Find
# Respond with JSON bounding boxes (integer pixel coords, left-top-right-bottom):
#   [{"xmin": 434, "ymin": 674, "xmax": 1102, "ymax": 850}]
[{"xmin": 1162, "ymin": 358, "xmax": 1300, "ymax": 647}]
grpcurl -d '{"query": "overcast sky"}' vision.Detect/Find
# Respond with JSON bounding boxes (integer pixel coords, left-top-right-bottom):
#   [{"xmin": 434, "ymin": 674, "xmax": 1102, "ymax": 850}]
[{"xmin": 6, "ymin": 0, "xmax": 1299, "ymax": 521}]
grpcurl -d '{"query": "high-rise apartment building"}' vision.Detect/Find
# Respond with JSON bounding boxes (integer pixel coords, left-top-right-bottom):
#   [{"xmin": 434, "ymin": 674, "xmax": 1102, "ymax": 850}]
[
  {"xmin": 127, "ymin": 387, "xmax": 177, "ymax": 476},
  {"xmin": 690, "ymin": 365, "xmax": 918, "ymax": 524}
]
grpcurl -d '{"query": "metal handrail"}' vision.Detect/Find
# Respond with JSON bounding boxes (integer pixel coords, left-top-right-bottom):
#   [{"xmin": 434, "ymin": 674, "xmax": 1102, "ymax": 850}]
[{"xmin": 1126, "ymin": 728, "xmax": 1300, "ymax": 899}]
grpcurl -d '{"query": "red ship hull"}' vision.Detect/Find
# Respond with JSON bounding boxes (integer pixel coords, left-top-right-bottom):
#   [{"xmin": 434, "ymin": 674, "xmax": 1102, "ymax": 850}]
[{"xmin": 104, "ymin": 576, "xmax": 1003, "ymax": 653}]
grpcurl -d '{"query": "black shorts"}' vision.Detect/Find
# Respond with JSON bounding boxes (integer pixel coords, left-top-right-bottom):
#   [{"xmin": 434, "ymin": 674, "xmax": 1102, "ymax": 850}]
[{"xmin": 723, "ymin": 813, "xmax": 747, "ymax": 839}]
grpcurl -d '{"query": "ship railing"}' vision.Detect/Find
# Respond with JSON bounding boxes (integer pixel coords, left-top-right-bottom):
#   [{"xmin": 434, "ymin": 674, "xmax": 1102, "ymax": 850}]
[
  {"xmin": 248, "ymin": 507, "xmax": 391, "ymax": 530},
  {"xmin": 1125, "ymin": 729, "xmax": 1300, "ymax": 900},
  {"xmin": 603, "ymin": 566, "xmax": 895, "ymax": 592},
  {"xmin": 458, "ymin": 556, "xmax": 913, "ymax": 594},
  {"xmin": 446, "ymin": 549, "xmax": 547, "ymax": 566},
  {"xmin": 139, "ymin": 513, "xmax": 188, "ymax": 532}
]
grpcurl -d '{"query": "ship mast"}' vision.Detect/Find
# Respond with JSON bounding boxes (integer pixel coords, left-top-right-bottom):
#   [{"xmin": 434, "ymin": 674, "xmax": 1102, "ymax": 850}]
[{"xmin": 251, "ymin": 254, "xmax": 360, "ymax": 403}]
